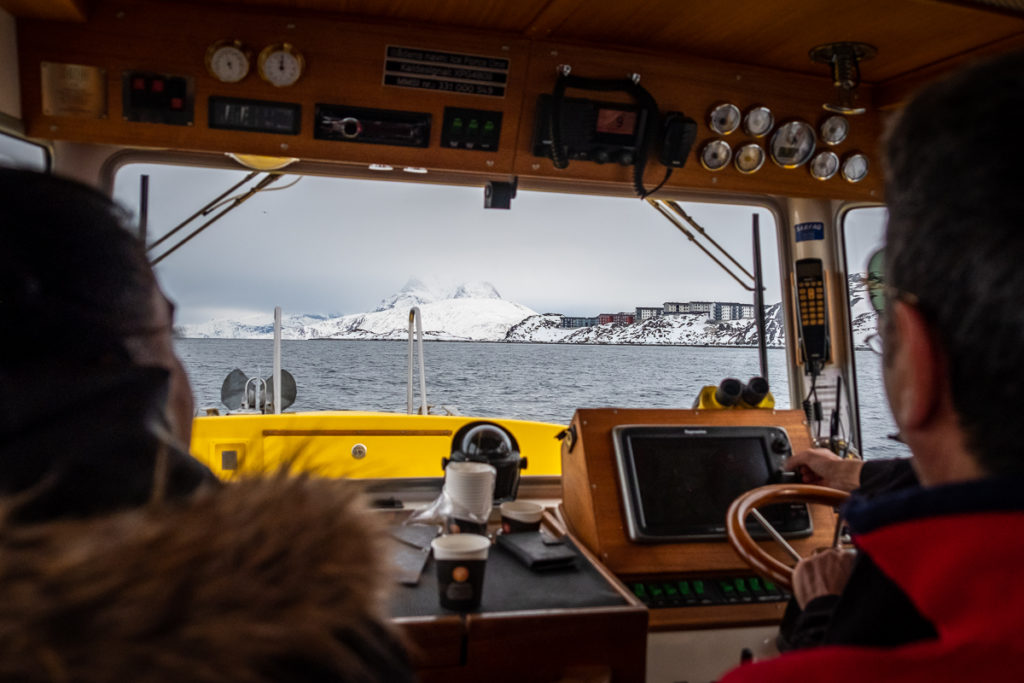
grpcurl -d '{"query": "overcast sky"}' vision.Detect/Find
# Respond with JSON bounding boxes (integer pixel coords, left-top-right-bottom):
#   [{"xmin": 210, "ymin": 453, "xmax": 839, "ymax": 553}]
[{"xmin": 111, "ymin": 163, "xmax": 881, "ymax": 326}]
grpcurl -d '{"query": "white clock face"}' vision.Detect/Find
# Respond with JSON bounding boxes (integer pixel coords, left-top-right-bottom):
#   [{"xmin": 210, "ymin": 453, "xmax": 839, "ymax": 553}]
[
  {"xmin": 700, "ymin": 139, "xmax": 732, "ymax": 171},
  {"xmin": 207, "ymin": 43, "xmax": 249, "ymax": 83},
  {"xmin": 259, "ymin": 45, "xmax": 304, "ymax": 87}
]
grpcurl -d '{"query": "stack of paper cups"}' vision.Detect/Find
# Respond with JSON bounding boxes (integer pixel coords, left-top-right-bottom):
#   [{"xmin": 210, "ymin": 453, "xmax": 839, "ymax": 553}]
[{"xmin": 444, "ymin": 462, "xmax": 496, "ymax": 518}]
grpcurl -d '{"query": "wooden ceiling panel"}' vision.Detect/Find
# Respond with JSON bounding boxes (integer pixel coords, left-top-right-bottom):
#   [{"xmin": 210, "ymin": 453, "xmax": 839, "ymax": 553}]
[
  {"xmin": 543, "ymin": 0, "xmax": 1024, "ymax": 82},
  {"xmin": 0, "ymin": 0, "xmax": 89, "ymax": 21},
  {"xmin": 187, "ymin": 0, "xmax": 552, "ymax": 34}
]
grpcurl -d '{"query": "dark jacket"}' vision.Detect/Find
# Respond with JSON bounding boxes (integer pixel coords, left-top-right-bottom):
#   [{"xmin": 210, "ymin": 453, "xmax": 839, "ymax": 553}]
[
  {"xmin": 0, "ymin": 364, "xmax": 217, "ymax": 522},
  {"xmin": 778, "ymin": 457, "xmax": 933, "ymax": 650},
  {"xmin": 723, "ymin": 476, "xmax": 1024, "ymax": 683}
]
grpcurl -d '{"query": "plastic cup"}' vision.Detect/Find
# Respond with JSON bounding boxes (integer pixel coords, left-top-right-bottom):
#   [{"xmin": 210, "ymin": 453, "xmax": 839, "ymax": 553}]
[
  {"xmin": 444, "ymin": 462, "xmax": 495, "ymax": 517},
  {"xmin": 500, "ymin": 501, "xmax": 543, "ymax": 533},
  {"xmin": 431, "ymin": 533, "xmax": 490, "ymax": 611}
]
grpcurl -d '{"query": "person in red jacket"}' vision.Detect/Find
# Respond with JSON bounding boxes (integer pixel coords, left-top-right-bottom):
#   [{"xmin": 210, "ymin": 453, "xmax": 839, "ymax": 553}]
[{"xmin": 722, "ymin": 50, "xmax": 1024, "ymax": 683}]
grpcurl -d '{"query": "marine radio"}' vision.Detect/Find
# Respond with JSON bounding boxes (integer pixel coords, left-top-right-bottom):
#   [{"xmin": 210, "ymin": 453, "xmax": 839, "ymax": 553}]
[
  {"xmin": 532, "ymin": 71, "xmax": 696, "ymax": 198},
  {"xmin": 532, "ymin": 94, "xmax": 646, "ymax": 166}
]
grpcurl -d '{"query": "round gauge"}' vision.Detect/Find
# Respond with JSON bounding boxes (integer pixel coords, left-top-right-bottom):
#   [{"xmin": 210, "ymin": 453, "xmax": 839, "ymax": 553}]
[
  {"xmin": 205, "ymin": 40, "xmax": 250, "ymax": 83},
  {"xmin": 709, "ymin": 103, "xmax": 741, "ymax": 135},
  {"xmin": 257, "ymin": 43, "xmax": 305, "ymax": 87},
  {"xmin": 842, "ymin": 153, "xmax": 870, "ymax": 183},
  {"xmin": 820, "ymin": 115, "xmax": 850, "ymax": 146},
  {"xmin": 734, "ymin": 143, "xmax": 765, "ymax": 174},
  {"xmin": 700, "ymin": 139, "xmax": 732, "ymax": 171},
  {"xmin": 770, "ymin": 120, "xmax": 816, "ymax": 168},
  {"xmin": 743, "ymin": 106, "xmax": 774, "ymax": 137},
  {"xmin": 809, "ymin": 150, "xmax": 840, "ymax": 180}
]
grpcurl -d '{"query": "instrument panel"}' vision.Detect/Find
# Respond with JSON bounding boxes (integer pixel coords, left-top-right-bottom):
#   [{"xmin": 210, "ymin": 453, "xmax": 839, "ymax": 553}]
[{"xmin": 17, "ymin": 0, "xmax": 884, "ymax": 201}]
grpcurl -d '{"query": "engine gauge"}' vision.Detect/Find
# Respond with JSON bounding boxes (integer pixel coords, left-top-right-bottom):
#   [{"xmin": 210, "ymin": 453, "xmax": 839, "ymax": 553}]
[
  {"xmin": 842, "ymin": 153, "xmax": 870, "ymax": 182},
  {"xmin": 257, "ymin": 43, "xmax": 305, "ymax": 87},
  {"xmin": 743, "ymin": 106, "xmax": 774, "ymax": 137},
  {"xmin": 770, "ymin": 120, "xmax": 816, "ymax": 168},
  {"xmin": 205, "ymin": 40, "xmax": 250, "ymax": 83},
  {"xmin": 734, "ymin": 143, "xmax": 765, "ymax": 174},
  {"xmin": 709, "ymin": 103, "xmax": 741, "ymax": 135},
  {"xmin": 700, "ymin": 139, "xmax": 732, "ymax": 171},
  {"xmin": 820, "ymin": 115, "xmax": 850, "ymax": 145},
  {"xmin": 809, "ymin": 150, "xmax": 840, "ymax": 180}
]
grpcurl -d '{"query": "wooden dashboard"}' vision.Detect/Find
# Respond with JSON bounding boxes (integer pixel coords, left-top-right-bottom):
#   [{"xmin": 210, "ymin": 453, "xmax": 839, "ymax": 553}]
[
  {"xmin": 560, "ymin": 407, "xmax": 838, "ymax": 630},
  {"xmin": 15, "ymin": 0, "xmax": 885, "ymax": 200}
]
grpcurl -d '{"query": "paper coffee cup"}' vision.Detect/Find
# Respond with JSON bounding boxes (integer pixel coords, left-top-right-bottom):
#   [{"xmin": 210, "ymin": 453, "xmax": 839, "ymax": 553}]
[
  {"xmin": 432, "ymin": 534, "xmax": 490, "ymax": 611},
  {"xmin": 444, "ymin": 462, "xmax": 496, "ymax": 517},
  {"xmin": 500, "ymin": 501, "xmax": 543, "ymax": 533}
]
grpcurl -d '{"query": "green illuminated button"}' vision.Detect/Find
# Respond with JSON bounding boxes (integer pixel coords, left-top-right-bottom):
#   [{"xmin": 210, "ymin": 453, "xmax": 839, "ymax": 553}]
[
  {"xmin": 750, "ymin": 577, "xmax": 763, "ymax": 592},
  {"xmin": 736, "ymin": 578, "xmax": 749, "ymax": 593},
  {"xmin": 483, "ymin": 120, "xmax": 496, "ymax": 132},
  {"xmin": 693, "ymin": 580, "xmax": 705, "ymax": 595},
  {"xmin": 720, "ymin": 581, "xmax": 735, "ymax": 593},
  {"xmin": 468, "ymin": 119, "xmax": 480, "ymax": 131},
  {"xmin": 649, "ymin": 584, "xmax": 663, "ymax": 598},
  {"xmin": 632, "ymin": 583, "xmax": 647, "ymax": 598},
  {"xmin": 678, "ymin": 581, "xmax": 691, "ymax": 595},
  {"xmin": 663, "ymin": 583, "xmax": 678, "ymax": 596},
  {"xmin": 764, "ymin": 580, "xmax": 777, "ymax": 591},
  {"xmin": 451, "ymin": 117, "xmax": 463, "ymax": 130}
]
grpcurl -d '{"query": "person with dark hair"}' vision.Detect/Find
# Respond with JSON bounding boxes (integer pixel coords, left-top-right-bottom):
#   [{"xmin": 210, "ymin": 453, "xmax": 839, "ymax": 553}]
[
  {"xmin": 722, "ymin": 50, "xmax": 1024, "ymax": 682},
  {"xmin": 0, "ymin": 167, "xmax": 215, "ymax": 520},
  {"xmin": 0, "ymin": 169, "xmax": 415, "ymax": 681}
]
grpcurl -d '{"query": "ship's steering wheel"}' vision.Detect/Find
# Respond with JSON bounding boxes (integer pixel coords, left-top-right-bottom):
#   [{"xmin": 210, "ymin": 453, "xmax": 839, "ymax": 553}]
[{"xmin": 725, "ymin": 484, "xmax": 850, "ymax": 591}]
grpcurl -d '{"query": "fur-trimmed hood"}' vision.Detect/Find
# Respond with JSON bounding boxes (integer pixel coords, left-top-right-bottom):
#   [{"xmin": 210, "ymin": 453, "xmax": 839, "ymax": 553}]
[{"xmin": 0, "ymin": 476, "xmax": 413, "ymax": 682}]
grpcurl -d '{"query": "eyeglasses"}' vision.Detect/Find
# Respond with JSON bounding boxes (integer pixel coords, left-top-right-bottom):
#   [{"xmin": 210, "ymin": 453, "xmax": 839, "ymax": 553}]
[
  {"xmin": 864, "ymin": 333, "xmax": 884, "ymax": 355},
  {"xmin": 864, "ymin": 248, "xmax": 887, "ymax": 313},
  {"xmin": 863, "ymin": 247, "xmax": 920, "ymax": 314}
]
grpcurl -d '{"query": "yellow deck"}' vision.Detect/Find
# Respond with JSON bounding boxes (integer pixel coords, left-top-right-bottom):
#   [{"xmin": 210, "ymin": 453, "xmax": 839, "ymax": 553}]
[{"xmin": 190, "ymin": 411, "xmax": 566, "ymax": 480}]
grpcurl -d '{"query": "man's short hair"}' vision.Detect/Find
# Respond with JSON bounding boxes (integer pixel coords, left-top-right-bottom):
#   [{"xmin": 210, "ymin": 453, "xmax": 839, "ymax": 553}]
[
  {"xmin": 0, "ymin": 169, "xmax": 156, "ymax": 368},
  {"xmin": 884, "ymin": 50, "xmax": 1024, "ymax": 475}
]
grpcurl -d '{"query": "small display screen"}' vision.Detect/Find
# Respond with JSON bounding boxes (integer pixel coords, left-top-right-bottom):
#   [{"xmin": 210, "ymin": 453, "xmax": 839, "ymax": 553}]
[
  {"xmin": 631, "ymin": 434, "xmax": 769, "ymax": 534},
  {"xmin": 208, "ymin": 96, "xmax": 301, "ymax": 135},
  {"xmin": 595, "ymin": 108, "xmax": 637, "ymax": 135},
  {"xmin": 613, "ymin": 425, "xmax": 806, "ymax": 542}
]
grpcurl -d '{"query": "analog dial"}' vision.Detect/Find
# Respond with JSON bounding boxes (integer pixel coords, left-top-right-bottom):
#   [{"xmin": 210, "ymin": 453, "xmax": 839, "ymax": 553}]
[
  {"xmin": 709, "ymin": 103, "xmax": 741, "ymax": 135},
  {"xmin": 258, "ymin": 43, "xmax": 305, "ymax": 87},
  {"xmin": 770, "ymin": 120, "xmax": 816, "ymax": 168},
  {"xmin": 743, "ymin": 106, "xmax": 774, "ymax": 137},
  {"xmin": 842, "ymin": 153, "xmax": 870, "ymax": 183},
  {"xmin": 734, "ymin": 143, "xmax": 765, "ymax": 174},
  {"xmin": 820, "ymin": 115, "xmax": 850, "ymax": 146},
  {"xmin": 206, "ymin": 40, "xmax": 250, "ymax": 83},
  {"xmin": 809, "ymin": 150, "xmax": 840, "ymax": 180},
  {"xmin": 700, "ymin": 139, "xmax": 732, "ymax": 171}
]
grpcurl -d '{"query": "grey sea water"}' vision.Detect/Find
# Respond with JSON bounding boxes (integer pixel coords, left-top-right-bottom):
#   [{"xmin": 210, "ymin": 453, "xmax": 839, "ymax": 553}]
[{"xmin": 176, "ymin": 339, "xmax": 908, "ymax": 461}]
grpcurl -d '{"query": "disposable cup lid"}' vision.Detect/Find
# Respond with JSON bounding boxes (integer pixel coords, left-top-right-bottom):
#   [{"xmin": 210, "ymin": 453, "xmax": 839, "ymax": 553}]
[
  {"xmin": 446, "ymin": 462, "xmax": 496, "ymax": 476},
  {"xmin": 500, "ymin": 501, "xmax": 543, "ymax": 523},
  {"xmin": 432, "ymin": 533, "xmax": 490, "ymax": 560}
]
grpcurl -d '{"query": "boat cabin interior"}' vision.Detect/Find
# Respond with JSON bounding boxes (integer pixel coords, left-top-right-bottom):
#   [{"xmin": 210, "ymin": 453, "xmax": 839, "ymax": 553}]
[{"xmin": 3, "ymin": 0, "xmax": 1024, "ymax": 681}]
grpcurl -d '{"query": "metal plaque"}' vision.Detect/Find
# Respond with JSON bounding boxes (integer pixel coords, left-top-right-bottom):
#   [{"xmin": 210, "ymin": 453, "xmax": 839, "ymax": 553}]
[{"xmin": 41, "ymin": 62, "xmax": 107, "ymax": 118}]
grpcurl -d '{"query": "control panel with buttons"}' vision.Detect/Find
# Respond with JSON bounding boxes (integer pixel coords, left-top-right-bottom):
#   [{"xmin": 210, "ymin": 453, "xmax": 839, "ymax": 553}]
[
  {"xmin": 122, "ymin": 71, "xmax": 194, "ymax": 126},
  {"xmin": 442, "ymin": 107, "xmax": 502, "ymax": 151},
  {"xmin": 629, "ymin": 575, "xmax": 789, "ymax": 608}
]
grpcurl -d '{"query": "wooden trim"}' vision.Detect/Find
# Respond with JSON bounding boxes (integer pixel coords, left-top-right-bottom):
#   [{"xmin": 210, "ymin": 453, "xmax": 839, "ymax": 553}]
[
  {"xmin": 0, "ymin": 0, "xmax": 89, "ymax": 21},
  {"xmin": 874, "ymin": 32, "xmax": 1024, "ymax": 110},
  {"xmin": 262, "ymin": 429, "xmax": 453, "ymax": 437}
]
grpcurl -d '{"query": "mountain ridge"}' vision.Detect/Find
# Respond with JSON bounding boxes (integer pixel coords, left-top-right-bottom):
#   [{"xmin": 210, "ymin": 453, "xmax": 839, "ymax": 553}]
[{"xmin": 178, "ymin": 276, "xmax": 877, "ymax": 347}]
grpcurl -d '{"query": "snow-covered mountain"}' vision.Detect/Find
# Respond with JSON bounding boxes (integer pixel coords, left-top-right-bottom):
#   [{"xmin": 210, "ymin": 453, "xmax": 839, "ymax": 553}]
[
  {"xmin": 179, "ymin": 275, "xmax": 879, "ymax": 347},
  {"xmin": 179, "ymin": 279, "xmax": 535, "ymax": 341}
]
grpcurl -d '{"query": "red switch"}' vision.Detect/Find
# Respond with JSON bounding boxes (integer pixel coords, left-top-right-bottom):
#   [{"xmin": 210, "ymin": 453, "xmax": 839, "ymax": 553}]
[
  {"xmin": 170, "ymin": 97, "xmax": 183, "ymax": 110},
  {"xmin": 132, "ymin": 76, "xmax": 146, "ymax": 90},
  {"xmin": 151, "ymin": 79, "xmax": 165, "ymax": 93}
]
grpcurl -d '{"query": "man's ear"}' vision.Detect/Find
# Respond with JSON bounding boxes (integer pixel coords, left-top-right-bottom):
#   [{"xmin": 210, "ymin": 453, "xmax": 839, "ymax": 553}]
[{"xmin": 887, "ymin": 301, "xmax": 942, "ymax": 429}]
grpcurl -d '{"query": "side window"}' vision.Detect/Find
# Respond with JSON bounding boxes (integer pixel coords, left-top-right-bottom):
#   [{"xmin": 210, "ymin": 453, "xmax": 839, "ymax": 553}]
[
  {"xmin": 0, "ymin": 130, "xmax": 50, "ymax": 172},
  {"xmin": 842, "ymin": 207, "xmax": 910, "ymax": 460}
]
